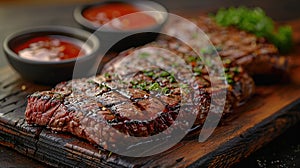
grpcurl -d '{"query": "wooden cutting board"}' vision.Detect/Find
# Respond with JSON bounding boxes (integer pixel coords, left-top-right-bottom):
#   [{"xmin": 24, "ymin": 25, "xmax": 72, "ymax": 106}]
[{"xmin": 1, "ymin": 20, "xmax": 300, "ymax": 168}]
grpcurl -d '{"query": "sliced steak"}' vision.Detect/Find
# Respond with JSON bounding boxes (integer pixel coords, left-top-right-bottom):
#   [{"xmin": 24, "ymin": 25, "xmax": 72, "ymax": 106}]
[
  {"xmin": 161, "ymin": 15, "xmax": 288, "ymax": 80},
  {"xmin": 26, "ymin": 41, "xmax": 254, "ymax": 150}
]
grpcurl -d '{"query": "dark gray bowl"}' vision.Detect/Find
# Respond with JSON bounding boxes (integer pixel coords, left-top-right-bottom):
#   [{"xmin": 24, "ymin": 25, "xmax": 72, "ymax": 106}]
[
  {"xmin": 73, "ymin": 0, "xmax": 168, "ymax": 52},
  {"xmin": 3, "ymin": 26, "xmax": 101, "ymax": 85}
]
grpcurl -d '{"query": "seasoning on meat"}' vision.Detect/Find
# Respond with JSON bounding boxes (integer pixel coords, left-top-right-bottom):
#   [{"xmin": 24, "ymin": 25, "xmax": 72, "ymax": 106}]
[{"xmin": 25, "ymin": 42, "xmax": 255, "ymax": 150}]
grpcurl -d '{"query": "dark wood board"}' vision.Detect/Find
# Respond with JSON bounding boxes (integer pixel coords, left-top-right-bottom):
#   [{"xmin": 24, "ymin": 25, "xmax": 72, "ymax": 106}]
[{"xmin": 1, "ymin": 20, "xmax": 300, "ymax": 168}]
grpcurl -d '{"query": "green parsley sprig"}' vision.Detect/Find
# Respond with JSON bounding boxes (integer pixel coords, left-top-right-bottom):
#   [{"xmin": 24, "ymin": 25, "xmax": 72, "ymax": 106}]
[{"xmin": 213, "ymin": 6, "xmax": 293, "ymax": 54}]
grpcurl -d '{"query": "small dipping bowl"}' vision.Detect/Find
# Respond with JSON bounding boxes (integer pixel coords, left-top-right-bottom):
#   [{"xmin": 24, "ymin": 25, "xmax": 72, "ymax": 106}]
[
  {"xmin": 3, "ymin": 26, "xmax": 101, "ymax": 85},
  {"xmin": 73, "ymin": 0, "xmax": 168, "ymax": 52}
]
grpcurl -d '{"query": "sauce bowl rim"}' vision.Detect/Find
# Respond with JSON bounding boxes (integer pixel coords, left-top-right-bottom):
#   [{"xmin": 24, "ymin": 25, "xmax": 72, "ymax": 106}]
[
  {"xmin": 73, "ymin": 0, "xmax": 169, "ymax": 33},
  {"xmin": 3, "ymin": 25, "xmax": 100, "ymax": 65}
]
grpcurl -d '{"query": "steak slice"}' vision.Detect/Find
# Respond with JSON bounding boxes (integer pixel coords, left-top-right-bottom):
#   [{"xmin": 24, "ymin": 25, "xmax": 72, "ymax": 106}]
[
  {"xmin": 162, "ymin": 15, "xmax": 288, "ymax": 80},
  {"xmin": 26, "ymin": 41, "xmax": 254, "ymax": 150}
]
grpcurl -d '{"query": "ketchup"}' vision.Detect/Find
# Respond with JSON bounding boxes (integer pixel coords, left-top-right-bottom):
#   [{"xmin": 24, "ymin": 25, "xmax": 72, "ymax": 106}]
[
  {"xmin": 14, "ymin": 36, "xmax": 85, "ymax": 61},
  {"xmin": 83, "ymin": 3, "xmax": 157, "ymax": 30}
]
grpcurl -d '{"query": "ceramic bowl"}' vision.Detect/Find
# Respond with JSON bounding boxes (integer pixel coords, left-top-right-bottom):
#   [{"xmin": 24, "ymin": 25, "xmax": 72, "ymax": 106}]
[
  {"xmin": 73, "ymin": 0, "xmax": 168, "ymax": 52},
  {"xmin": 3, "ymin": 26, "xmax": 101, "ymax": 85}
]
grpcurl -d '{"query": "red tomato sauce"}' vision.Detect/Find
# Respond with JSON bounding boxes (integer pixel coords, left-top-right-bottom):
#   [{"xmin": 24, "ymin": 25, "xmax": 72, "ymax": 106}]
[
  {"xmin": 83, "ymin": 3, "xmax": 157, "ymax": 30},
  {"xmin": 14, "ymin": 36, "xmax": 85, "ymax": 61}
]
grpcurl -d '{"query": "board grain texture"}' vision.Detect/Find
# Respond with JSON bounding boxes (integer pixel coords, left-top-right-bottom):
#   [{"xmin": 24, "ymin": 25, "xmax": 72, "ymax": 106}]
[{"xmin": 1, "ymin": 20, "xmax": 300, "ymax": 168}]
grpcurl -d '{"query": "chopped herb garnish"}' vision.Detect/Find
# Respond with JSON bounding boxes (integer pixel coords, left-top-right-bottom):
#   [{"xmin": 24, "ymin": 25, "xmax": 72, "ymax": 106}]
[
  {"xmin": 162, "ymin": 87, "xmax": 170, "ymax": 94},
  {"xmin": 233, "ymin": 67, "xmax": 240, "ymax": 73},
  {"xmin": 227, "ymin": 79, "xmax": 233, "ymax": 84},
  {"xmin": 223, "ymin": 59, "xmax": 231, "ymax": 64},
  {"xmin": 108, "ymin": 151, "xmax": 112, "ymax": 157},
  {"xmin": 104, "ymin": 73, "xmax": 111, "ymax": 78},
  {"xmin": 179, "ymin": 83, "xmax": 189, "ymax": 89},
  {"xmin": 87, "ymin": 79, "xmax": 95, "ymax": 84},
  {"xmin": 172, "ymin": 62, "xmax": 179, "ymax": 67},
  {"xmin": 130, "ymin": 70, "xmax": 178, "ymax": 95},
  {"xmin": 187, "ymin": 55, "xmax": 197, "ymax": 62},
  {"xmin": 51, "ymin": 92, "xmax": 65, "ymax": 101},
  {"xmin": 136, "ymin": 82, "xmax": 147, "ymax": 90},
  {"xmin": 196, "ymin": 56, "xmax": 202, "ymax": 62},
  {"xmin": 204, "ymin": 58, "xmax": 213, "ymax": 67},
  {"xmin": 130, "ymin": 81, "xmax": 138, "ymax": 85},
  {"xmin": 193, "ymin": 67, "xmax": 202, "ymax": 76},
  {"xmin": 200, "ymin": 46, "xmax": 215, "ymax": 55},
  {"xmin": 168, "ymin": 75, "xmax": 176, "ymax": 83},
  {"xmin": 118, "ymin": 80, "xmax": 128, "ymax": 85},
  {"xmin": 225, "ymin": 73, "xmax": 234, "ymax": 84},
  {"xmin": 200, "ymin": 48, "xmax": 207, "ymax": 55},
  {"xmin": 99, "ymin": 83, "xmax": 108, "ymax": 89},
  {"xmin": 129, "ymin": 78, "xmax": 176, "ymax": 95},
  {"xmin": 179, "ymin": 83, "xmax": 190, "ymax": 94},
  {"xmin": 139, "ymin": 52, "xmax": 150, "ymax": 58},
  {"xmin": 149, "ymin": 82, "xmax": 160, "ymax": 91},
  {"xmin": 143, "ymin": 70, "xmax": 155, "ymax": 77},
  {"xmin": 160, "ymin": 71, "xmax": 170, "ymax": 77}
]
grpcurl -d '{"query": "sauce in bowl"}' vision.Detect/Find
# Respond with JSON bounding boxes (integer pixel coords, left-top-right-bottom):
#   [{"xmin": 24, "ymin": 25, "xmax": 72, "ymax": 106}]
[
  {"xmin": 82, "ymin": 3, "xmax": 157, "ymax": 30},
  {"xmin": 14, "ymin": 35, "xmax": 89, "ymax": 61}
]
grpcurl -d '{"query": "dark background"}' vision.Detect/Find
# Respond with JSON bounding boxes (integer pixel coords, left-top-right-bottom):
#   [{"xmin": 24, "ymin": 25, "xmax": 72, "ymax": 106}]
[
  {"xmin": 0, "ymin": 0, "xmax": 299, "ymax": 167},
  {"xmin": 1, "ymin": 0, "xmax": 300, "ymax": 68}
]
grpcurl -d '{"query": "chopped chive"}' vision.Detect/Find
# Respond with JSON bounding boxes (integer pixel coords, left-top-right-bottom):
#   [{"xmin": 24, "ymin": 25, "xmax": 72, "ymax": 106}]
[
  {"xmin": 168, "ymin": 75, "xmax": 176, "ymax": 83},
  {"xmin": 104, "ymin": 73, "xmax": 111, "ymax": 78},
  {"xmin": 187, "ymin": 55, "xmax": 197, "ymax": 62},
  {"xmin": 99, "ymin": 83, "xmax": 108, "ymax": 89},
  {"xmin": 108, "ymin": 151, "xmax": 112, "ymax": 157},
  {"xmin": 179, "ymin": 83, "xmax": 189, "ymax": 89},
  {"xmin": 130, "ymin": 81, "xmax": 138, "ymax": 85},
  {"xmin": 233, "ymin": 67, "xmax": 240, "ymax": 73},
  {"xmin": 87, "ymin": 79, "xmax": 95, "ymax": 84},
  {"xmin": 149, "ymin": 82, "xmax": 160, "ymax": 91},
  {"xmin": 227, "ymin": 78, "xmax": 233, "ymax": 84},
  {"xmin": 193, "ymin": 67, "xmax": 202, "ymax": 75},
  {"xmin": 172, "ymin": 62, "xmax": 179, "ymax": 67},
  {"xmin": 119, "ymin": 80, "xmax": 128, "ymax": 85},
  {"xmin": 225, "ymin": 73, "xmax": 234, "ymax": 84},
  {"xmin": 179, "ymin": 83, "xmax": 190, "ymax": 94},
  {"xmin": 200, "ymin": 47, "xmax": 214, "ymax": 55},
  {"xmin": 162, "ymin": 87, "xmax": 170, "ymax": 94},
  {"xmin": 137, "ymin": 82, "xmax": 147, "ymax": 90},
  {"xmin": 130, "ymin": 78, "xmax": 174, "ymax": 95},
  {"xmin": 160, "ymin": 71, "xmax": 170, "ymax": 77},
  {"xmin": 204, "ymin": 58, "xmax": 213, "ymax": 67},
  {"xmin": 224, "ymin": 59, "xmax": 231, "ymax": 64},
  {"xmin": 144, "ymin": 71, "xmax": 155, "ymax": 77},
  {"xmin": 139, "ymin": 52, "xmax": 150, "ymax": 58},
  {"xmin": 196, "ymin": 56, "xmax": 202, "ymax": 62}
]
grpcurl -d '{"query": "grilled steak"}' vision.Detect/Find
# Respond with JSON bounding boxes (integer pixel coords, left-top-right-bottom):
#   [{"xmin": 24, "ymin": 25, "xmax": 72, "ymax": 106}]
[
  {"xmin": 161, "ymin": 15, "xmax": 288, "ymax": 79},
  {"xmin": 26, "ymin": 41, "xmax": 255, "ymax": 150}
]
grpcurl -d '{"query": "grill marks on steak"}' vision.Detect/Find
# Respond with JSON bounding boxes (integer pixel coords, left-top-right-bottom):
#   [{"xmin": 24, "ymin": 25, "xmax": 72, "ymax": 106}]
[
  {"xmin": 101, "ymin": 45, "xmax": 254, "ymax": 126},
  {"xmin": 26, "ymin": 68, "xmax": 184, "ymax": 143},
  {"xmin": 25, "ymin": 44, "xmax": 255, "ymax": 148},
  {"xmin": 26, "ymin": 92, "xmax": 64, "ymax": 126},
  {"xmin": 25, "ymin": 18, "xmax": 257, "ymax": 148},
  {"xmin": 162, "ymin": 15, "xmax": 288, "ymax": 77}
]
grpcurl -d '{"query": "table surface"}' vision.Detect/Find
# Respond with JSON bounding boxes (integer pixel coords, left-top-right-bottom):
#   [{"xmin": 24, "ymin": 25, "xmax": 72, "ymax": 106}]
[{"xmin": 0, "ymin": 0, "xmax": 300, "ymax": 167}]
